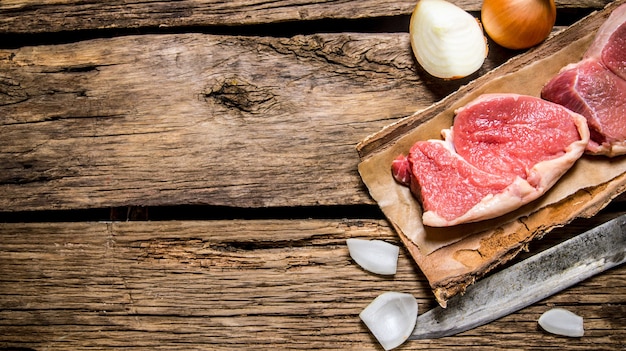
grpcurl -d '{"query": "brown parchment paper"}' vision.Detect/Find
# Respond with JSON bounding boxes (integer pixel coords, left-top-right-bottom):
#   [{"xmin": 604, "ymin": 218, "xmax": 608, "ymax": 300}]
[{"xmin": 357, "ymin": 0, "xmax": 626, "ymax": 306}]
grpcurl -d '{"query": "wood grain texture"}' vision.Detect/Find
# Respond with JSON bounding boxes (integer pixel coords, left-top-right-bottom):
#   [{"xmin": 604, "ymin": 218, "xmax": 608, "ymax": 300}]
[
  {"xmin": 1, "ymin": 1, "xmax": 625, "ymax": 350},
  {"xmin": 0, "ymin": 32, "xmax": 517, "ymax": 212},
  {"xmin": 0, "ymin": 0, "xmax": 611, "ymax": 34},
  {"xmin": 0, "ymin": 217, "xmax": 624, "ymax": 350}
]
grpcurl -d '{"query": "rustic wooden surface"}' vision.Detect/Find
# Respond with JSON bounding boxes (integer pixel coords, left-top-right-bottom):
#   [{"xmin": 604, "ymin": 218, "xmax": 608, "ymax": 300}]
[
  {"xmin": 0, "ymin": 32, "xmax": 454, "ymax": 210},
  {"xmin": 0, "ymin": 0, "xmax": 612, "ymax": 34},
  {"xmin": 1, "ymin": 0, "xmax": 625, "ymax": 350},
  {"xmin": 1, "ymin": 213, "xmax": 625, "ymax": 350}
]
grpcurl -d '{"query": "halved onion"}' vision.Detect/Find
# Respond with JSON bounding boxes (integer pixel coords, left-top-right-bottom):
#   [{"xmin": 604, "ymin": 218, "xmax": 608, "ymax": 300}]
[
  {"xmin": 410, "ymin": 0, "xmax": 488, "ymax": 79},
  {"xmin": 359, "ymin": 292, "xmax": 418, "ymax": 350},
  {"xmin": 346, "ymin": 238, "xmax": 399, "ymax": 275},
  {"xmin": 538, "ymin": 308, "xmax": 584, "ymax": 337}
]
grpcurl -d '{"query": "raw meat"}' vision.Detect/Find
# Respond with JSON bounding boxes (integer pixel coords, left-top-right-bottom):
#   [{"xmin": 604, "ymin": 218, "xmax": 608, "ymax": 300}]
[
  {"xmin": 600, "ymin": 22, "xmax": 626, "ymax": 80},
  {"xmin": 542, "ymin": 4, "xmax": 626, "ymax": 156},
  {"xmin": 392, "ymin": 94, "xmax": 589, "ymax": 227},
  {"xmin": 585, "ymin": 3, "xmax": 626, "ymax": 80},
  {"xmin": 541, "ymin": 59, "xmax": 626, "ymax": 155}
]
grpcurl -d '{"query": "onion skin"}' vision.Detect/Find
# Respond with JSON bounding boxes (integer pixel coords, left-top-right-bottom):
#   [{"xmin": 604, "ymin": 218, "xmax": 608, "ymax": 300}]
[
  {"xmin": 359, "ymin": 292, "xmax": 418, "ymax": 351},
  {"xmin": 538, "ymin": 308, "xmax": 584, "ymax": 337},
  {"xmin": 481, "ymin": 0, "xmax": 556, "ymax": 50},
  {"xmin": 346, "ymin": 238, "xmax": 399, "ymax": 275}
]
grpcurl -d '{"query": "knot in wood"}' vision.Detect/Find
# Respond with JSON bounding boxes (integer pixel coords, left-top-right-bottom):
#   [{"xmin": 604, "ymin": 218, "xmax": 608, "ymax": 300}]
[
  {"xmin": 0, "ymin": 75, "xmax": 29, "ymax": 107},
  {"xmin": 202, "ymin": 77, "xmax": 277, "ymax": 114}
]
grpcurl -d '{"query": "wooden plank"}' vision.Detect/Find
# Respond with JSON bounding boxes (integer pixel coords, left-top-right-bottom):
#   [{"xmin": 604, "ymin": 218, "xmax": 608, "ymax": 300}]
[
  {"xmin": 0, "ymin": 216, "xmax": 624, "ymax": 350},
  {"xmin": 0, "ymin": 32, "xmax": 518, "ymax": 212},
  {"xmin": 0, "ymin": 0, "xmax": 611, "ymax": 34}
]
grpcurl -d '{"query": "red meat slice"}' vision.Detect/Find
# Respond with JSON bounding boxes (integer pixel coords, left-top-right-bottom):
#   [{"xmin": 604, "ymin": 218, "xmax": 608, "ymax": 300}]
[
  {"xmin": 392, "ymin": 94, "xmax": 589, "ymax": 227},
  {"xmin": 453, "ymin": 94, "xmax": 584, "ymax": 181},
  {"xmin": 394, "ymin": 140, "xmax": 513, "ymax": 224},
  {"xmin": 542, "ymin": 4, "xmax": 626, "ymax": 156},
  {"xmin": 601, "ymin": 22, "xmax": 626, "ymax": 80},
  {"xmin": 541, "ymin": 59, "xmax": 626, "ymax": 155},
  {"xmin": 585, "ymin": 4, "xmax": 626, "ymax": 80}
]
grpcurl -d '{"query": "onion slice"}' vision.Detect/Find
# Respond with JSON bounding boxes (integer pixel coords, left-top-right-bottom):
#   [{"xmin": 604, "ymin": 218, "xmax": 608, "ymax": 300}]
[
  {"xmin": 346, "ymin": 238, "xmax": 399, "ymax": 275},
  {"xmin": 359, "ymin": 292, "xmax": 418, "ymax": 350},
  {"xmin": 538, "ymin": 308, "xmax": 584, "ymax": 337},
  {"xmin": 410, "ymin": 0, "xmax": 487, "ymax": 79}
]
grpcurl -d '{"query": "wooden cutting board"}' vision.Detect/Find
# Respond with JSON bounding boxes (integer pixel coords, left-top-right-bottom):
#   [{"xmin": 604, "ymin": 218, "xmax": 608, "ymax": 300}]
[{"xmin": 357, "ymin": 0, "xmax": 626, "ymax": 307}]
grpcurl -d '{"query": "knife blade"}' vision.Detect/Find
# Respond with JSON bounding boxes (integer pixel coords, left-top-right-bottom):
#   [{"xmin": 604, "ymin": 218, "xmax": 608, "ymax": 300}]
[{"xmin": 410, "ymin": 213, "xmax": 626, "ymax": 339}]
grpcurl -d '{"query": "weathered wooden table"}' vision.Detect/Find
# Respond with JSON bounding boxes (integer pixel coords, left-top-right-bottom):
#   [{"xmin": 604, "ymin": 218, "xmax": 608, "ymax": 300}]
[{"xmin": 1, "ymin": 1, "xmax": 624, "ymax": 350}]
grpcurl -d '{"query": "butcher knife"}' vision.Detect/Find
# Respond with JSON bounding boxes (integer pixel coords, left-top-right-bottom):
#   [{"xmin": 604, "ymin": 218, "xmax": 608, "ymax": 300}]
[{"xmin": 411, "ymin": 213, "xmax": 626, "ymax": 339}]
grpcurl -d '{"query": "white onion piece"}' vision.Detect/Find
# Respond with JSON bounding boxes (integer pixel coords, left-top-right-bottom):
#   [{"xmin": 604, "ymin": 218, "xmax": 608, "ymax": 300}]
[
  {"xmin": 410, "ymin": 0, "xmax": 487, "ymax": 79},
  {"xmin": 359, "ymin": 292, "xmax": 418, "ymax": 350},
  {"xmin": 346, "ymin": 238, "xmax": 399, "ymax": 275},
  {"xmin": 538, "ymin": 308, "xmax": 584, "ymax": 337}
]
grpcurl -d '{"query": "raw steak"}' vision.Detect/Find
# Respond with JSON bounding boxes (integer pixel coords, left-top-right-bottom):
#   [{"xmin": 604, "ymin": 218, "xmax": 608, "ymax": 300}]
[
  {"xmin": 542, "ymin": 4, "xmax": 626, "ymax": 156},
  {"xmin": 585, "ymin": 3, "xmax": 626, "ymax": 80},
  {"xmin": 541, "ymin": 59, "xmax": 626, "ymax": 155},
  {"xmin": 392, "ymin": 94, "xmax": 589, "ymax": 227}
]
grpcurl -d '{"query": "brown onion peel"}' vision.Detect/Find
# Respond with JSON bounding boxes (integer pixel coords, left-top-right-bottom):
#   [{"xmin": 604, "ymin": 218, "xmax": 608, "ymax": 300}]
[{"xmin": 481, "ymin": 0, "xmax": 557, "ymax": 50}]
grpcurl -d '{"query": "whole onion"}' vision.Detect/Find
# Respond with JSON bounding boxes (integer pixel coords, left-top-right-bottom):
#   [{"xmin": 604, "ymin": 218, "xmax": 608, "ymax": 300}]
[{"xmin": 481, "ymin": 0, "xmax": 556, "ymax": 49}]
